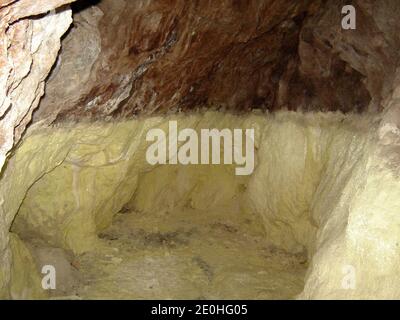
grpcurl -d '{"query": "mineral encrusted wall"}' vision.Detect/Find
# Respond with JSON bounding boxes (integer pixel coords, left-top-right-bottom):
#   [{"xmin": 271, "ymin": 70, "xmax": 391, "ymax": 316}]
[
  {"xmin": 0, "ymin": 0, "xmax": 79, "ymax": 297},
  {"xmin": 5, "ymin": 111, "xmax": 399, "ymax": 299}
]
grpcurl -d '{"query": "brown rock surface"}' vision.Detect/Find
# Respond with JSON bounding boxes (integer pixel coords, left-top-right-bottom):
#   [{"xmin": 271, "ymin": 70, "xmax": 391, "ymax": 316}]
[{"xmin": 34, "ymin": 0, "xmax": 400, "ymax": 125}]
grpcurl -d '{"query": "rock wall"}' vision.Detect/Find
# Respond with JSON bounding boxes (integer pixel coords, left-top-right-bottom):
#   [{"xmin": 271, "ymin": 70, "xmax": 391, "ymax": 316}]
[
  {"xmin": 0, "ymin": 0, "xmax": 77, "ymax": 172},
  {"xmin": 4, "ymin": 111, "xmax": 398, "ymax": 299}
]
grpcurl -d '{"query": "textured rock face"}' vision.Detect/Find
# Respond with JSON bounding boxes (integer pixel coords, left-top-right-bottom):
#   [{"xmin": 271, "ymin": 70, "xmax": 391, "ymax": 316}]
[
  {"xmin": 0, "ymin": 0, "xmax": 78, "ymax": 298},
  {"xmin": 36, "ymin": 0, "xmax": 317, "ymax": 121},
  {"xmin": 0, "ymin": 0, "xmax": 77, "ymax": 171},
  {"xmin": 34, "ymin": 0, "xmax": 400, "ymax": 124}
]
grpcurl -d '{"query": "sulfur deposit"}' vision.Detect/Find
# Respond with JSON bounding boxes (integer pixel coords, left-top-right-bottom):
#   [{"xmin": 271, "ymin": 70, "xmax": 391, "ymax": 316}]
[{"xmin": 0, "ymin": 110, "xmax": 397, "ymax": 299}]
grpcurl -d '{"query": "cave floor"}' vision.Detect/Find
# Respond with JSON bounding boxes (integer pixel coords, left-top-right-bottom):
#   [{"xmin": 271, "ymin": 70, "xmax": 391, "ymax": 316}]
[{"xmin": 64, "ymin": 206, "xmax": 307, "ymax": 299}]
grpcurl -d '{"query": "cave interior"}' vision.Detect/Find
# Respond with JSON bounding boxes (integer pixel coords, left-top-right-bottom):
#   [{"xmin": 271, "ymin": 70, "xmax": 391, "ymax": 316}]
[{"xmin": 0, "ymin": 0, "xmax": 400, "ymax": 300}]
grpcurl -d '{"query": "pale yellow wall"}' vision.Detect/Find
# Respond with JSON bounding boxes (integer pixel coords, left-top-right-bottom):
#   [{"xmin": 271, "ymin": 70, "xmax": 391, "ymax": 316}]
[{"xmin": 1, "ymin": 111, "xmax": 399, "ymax": 299}]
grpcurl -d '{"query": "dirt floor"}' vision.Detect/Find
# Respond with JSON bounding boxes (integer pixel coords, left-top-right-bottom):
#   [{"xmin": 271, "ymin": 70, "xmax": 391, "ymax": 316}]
[{"xmin": 42, "ymin": 204, "xmax": 309, "ymax": 299}]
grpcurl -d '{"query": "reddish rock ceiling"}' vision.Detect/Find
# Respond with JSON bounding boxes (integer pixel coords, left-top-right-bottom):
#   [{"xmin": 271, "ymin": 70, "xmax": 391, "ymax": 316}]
[{"xmin": 33, "ymin": 0, "xmax": 400, "ymax": 124}]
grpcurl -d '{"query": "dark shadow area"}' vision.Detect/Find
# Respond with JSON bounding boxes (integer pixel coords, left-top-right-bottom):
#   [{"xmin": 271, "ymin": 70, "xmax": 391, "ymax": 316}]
[{"xmin": 71, "ymin": 0, "xmax": 102, "ymax": 14}]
